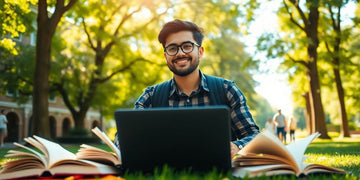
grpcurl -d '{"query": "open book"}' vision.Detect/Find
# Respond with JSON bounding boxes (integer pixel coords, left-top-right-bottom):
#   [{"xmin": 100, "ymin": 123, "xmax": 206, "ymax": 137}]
[
  {"xmin": 232, "ymin": 130, "xmax": 346, "ymax": 178},
  {"xmin": 76, "ymin": 127, "xmax": 121, "ymax": 167},
  {"xmin": 0, "ymin": 133, "xmax": 121, "ymax": 180}
]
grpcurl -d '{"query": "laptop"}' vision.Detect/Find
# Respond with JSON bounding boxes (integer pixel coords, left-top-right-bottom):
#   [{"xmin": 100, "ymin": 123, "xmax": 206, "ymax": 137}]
[{"xmin": 114, "ymin": 106, "xmax": 231, "ymax": 174}]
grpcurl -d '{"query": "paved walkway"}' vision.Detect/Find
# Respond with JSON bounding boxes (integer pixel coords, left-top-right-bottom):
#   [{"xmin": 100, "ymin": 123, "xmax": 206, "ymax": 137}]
[{"xmin": 1, "ymin": 142, "xmax": 24, "ymax": 149}]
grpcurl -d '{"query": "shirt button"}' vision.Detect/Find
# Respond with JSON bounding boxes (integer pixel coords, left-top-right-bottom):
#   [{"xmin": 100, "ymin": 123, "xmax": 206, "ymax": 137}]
[{"xmin": 186, "ymin": 99, "xmax": 190, "ymax": 103}]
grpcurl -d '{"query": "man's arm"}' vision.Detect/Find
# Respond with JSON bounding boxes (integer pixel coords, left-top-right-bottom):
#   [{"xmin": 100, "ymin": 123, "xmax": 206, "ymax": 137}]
[
  {"xmin": 224, "ymin": 81, "xmax": 260, "ymax": 149},
  {"xmin": 135, "ymin": 86, "xmax": 155, "ymax": 109}
]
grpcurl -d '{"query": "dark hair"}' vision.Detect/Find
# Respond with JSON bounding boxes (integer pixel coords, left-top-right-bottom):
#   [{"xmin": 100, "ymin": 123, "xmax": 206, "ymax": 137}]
[
  {"xmin": 1, "ymin": 109, "xmax": 5, "ymax": 114},
  {"xmin": 158, "ymin": 19, "xmax": 204, "ymax": 48}
]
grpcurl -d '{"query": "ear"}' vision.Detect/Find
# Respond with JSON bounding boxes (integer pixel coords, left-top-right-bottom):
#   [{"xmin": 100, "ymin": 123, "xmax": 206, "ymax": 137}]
[
  {"xmin": 163, "ymin": 52, "xmax": 169, "ymax": 64},
  {"xmin": 198, "ymin": 46, "xmax": 204, "ymax": 58}
]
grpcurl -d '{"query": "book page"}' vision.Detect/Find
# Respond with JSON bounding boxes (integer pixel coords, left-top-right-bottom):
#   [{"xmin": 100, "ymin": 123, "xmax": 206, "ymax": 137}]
[
  {"xmin": 23, "ymin": 137, "xmax": 49, "ymax": 165},
  {"xmin": 0, "ymin": 159, "xmax": 120, "ymax": 179},
  {"xmin": 33, "ymin": 135, "xmax": 77, "ymax": 168},
  {"xmin": 49, "ymin": 159, "xmax": 120, "ymax": 176},
  {"xmin": 300, "ymin": 163, "xmax": 345, "ymax": 176},
  {"xmin": 6, "ymin": 142, "xmax": 47, "ymax": 164},
  {"xmin": 77, "ymin": 144, "xmax": 121, "ymax": 165},
  {"xmin": 232, "ymin": 164, "xmax": 296, "ymax": 178},
  {"xmin": 91, "ymin": 127, "xmax": 121, "ymax": 161},
  {"xmin": 232, "ymin": 153, "xmax": 291, "ymax": 166},
  {"xmin": 285, "ymin": 132, "xmax": 320, "ymax": 169},
  {"xmin": 0, "ymin": 168, "xmax": 44, "ymax": 179},
  {"xmin": 237, "ymin": 130, "xmax": 298, "ymax": 171},
  {"xmin": 0, "ymin": 158, "xmax": 45, "ymax": 173}
]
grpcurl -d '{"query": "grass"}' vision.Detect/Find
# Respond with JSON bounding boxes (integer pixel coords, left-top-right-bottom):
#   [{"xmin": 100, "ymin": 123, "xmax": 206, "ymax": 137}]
[{"xmin": 0, "ymin": 132, "xmax": 359, "ymax": 180}]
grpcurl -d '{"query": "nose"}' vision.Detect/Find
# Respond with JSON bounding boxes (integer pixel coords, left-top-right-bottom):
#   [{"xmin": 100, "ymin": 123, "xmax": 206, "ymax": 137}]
[{"xmin": 177, "ymin": 47, "xmax": 186, "ymax": 55}]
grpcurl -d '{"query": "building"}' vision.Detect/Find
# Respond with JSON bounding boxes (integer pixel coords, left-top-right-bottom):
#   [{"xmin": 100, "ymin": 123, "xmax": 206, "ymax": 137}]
[{"xmin": 0, "ymin": 94, "xmax": 101, "ymax": 143}]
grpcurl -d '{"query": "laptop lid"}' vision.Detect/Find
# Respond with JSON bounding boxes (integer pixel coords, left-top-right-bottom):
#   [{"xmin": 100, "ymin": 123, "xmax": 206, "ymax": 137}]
[{"xmin": 114, "ymin": 106, "xmax": 231, "ymax": 174}]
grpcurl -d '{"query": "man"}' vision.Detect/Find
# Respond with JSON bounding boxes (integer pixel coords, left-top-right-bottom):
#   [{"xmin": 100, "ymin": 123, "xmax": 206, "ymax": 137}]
[
  {"xmin": 273, "ymin": 109, "xmax": 287, "ymax": 143},
  {"xmin": 116, "ymin": 19, "xmax": 259, "ymax": 157},
  {"xmin": 0, "ymin": 109, "xmax": 8, "ymax": 147}
]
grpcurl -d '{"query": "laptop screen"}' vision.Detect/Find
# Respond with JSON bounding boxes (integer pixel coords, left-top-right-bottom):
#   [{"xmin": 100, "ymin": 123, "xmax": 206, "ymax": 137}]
[{"xmin": 114, "ymin": 106, "xmax": 232, "ymax": 174}]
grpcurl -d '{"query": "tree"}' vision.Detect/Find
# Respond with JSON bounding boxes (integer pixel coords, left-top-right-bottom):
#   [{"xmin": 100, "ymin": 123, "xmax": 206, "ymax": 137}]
[
  {"xmin": 319, "ymin": 0, "xmax": 354, "ymax": 137},
  {"xmin": 258, "ymin": 0, "xmax": 330, "ymax": 138},
  {"xmin": 31, "ymin": 0, "xmax": 77, "ymax": 138},
  {"xmin": 50, "ymin": 0, "xmax": 172, "ymax": 129}
]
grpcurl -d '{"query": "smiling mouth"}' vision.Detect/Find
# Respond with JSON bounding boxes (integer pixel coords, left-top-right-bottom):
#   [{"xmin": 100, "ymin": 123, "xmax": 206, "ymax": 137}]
[{"xmin": 172, "ymin": 57, "xmax": 191, "ymax": 64}]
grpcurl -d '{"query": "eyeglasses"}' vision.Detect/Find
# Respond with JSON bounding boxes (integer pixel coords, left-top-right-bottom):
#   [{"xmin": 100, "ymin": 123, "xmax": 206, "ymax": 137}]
[{"xmin": 164, "ymin": 41, "xmax": 200, "ymax": 56}]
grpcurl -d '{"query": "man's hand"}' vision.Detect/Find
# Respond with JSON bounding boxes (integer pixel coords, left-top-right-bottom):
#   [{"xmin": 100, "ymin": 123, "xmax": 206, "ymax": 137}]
[{"xmin": 230, "ymin": 142, "xmax": 240, "ymax": 158}]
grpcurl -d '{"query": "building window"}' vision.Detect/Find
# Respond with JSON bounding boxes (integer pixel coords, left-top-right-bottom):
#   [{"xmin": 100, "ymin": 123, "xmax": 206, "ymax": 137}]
[
  {"xmin": 6, "ymin": 90, "xmax": 17, "ymax": 97},
  {"xmin": 49, "ymin": 93, "xmax": 56, "ymax": 103},
  {"xmin": 30, "ymin": 32, "xmax": 36, "ymax": 46},
  {"xmin": 12, "ymin": 33, "xmax": 22, "ymax": 42}
]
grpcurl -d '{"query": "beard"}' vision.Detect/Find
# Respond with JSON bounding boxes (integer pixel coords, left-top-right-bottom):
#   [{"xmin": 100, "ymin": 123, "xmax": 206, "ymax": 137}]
[{"xmin": 167, "ymin": 56, "xmax": 199, "ymax": 77}]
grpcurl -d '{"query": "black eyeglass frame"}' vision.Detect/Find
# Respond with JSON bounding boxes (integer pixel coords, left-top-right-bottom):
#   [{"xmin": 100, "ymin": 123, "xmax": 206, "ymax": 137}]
[{"xmin": 164, "ymin": 41, "xmax": 200, "ymax": 56}]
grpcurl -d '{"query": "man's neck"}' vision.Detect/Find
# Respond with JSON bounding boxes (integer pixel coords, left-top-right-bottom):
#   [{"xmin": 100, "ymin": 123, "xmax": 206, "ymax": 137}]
[{"xmin": 173, "ymin": 69, "xmax": 200, "ymax": 96}]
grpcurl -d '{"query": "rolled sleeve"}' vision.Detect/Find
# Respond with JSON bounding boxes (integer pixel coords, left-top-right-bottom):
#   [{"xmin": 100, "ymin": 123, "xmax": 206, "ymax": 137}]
[
  {"xmin": 135, "ymin": 86, "xmax": 155, "ymax": 109},
  {"xmin": 225, "ymin": 80, "xmax": 259, "ymax": 148}
]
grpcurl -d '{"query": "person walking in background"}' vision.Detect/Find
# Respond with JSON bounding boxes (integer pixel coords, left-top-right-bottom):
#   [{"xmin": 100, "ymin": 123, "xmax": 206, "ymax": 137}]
[
  {"xmin": 288, "ymin": 116, "xmax": 297, "ymax": 142},
  {"xmin": 273, "ymin": 109, "xmax": 287, "ymax": 143},
  {"xmin": 0, "ymin": 109, "xmax": 8, "ymax": 147},
  {"xmin": 264, "ymin": 117, "xmax": 276, "ymax": 135}
]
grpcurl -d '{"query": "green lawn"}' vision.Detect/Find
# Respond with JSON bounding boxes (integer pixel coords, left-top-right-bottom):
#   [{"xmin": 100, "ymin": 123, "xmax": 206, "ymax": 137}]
[{"xmin": 0, "ymin": 133, "xmax": 359, "ymax": 180}]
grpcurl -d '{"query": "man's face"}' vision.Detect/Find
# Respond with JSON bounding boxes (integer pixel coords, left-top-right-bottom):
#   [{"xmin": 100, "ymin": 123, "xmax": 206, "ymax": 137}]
[{"xmin": 164, "ymin": 31, "xmax": 204, "ymax": 76}]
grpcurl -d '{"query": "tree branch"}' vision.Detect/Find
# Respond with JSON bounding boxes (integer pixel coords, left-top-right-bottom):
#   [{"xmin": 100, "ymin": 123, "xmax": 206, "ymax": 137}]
[
  {"xmin": 52, "ymin": 81, "xmax": 78, "ymax": 115},
  {"xmin": 283, "ymin": 0, "xmax": 306, "ymax": 32},
  {"xmin": 82, "ymin": 18, "xmax": 96, "ymax": 51},
  {"xmin": 287, "ymin": 54, "xmax": 308, "ymax": 67},
  {"xmin": 97, "ymin": 58, "xmax": 165, "ymax": 84}
]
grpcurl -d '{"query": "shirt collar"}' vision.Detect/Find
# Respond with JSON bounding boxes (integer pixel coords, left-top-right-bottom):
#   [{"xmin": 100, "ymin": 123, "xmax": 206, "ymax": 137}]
[{"xmin": 169, "ymin": 70, "xmax": 210, "ymax": 97}]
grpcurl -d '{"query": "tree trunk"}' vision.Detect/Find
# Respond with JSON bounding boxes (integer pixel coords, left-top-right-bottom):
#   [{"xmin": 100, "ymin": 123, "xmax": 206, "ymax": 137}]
[
  {"xmin": 333, "ymin": 65, "xmax": 350, "ymax": 137},
  {"xmin": 31, "ymin": 0, "xmax": 77, "ymax": 137},
  {"xmin": 305, "ymin": 1, "xmax": 330, "ymax": 139},
  {"xmin": 328, "ymin": 3, "xmax": 350, "ymax": 138},
  {"xmin": 302, "ymin": 92, "xmax": 313, "ymax": 135},
  {"xmin": 73, "ymin": 110, "xmax": 88, "ymax": 130},
  {"xmin": 31, "ymin": 1, "xmax": 51, "ymax": 138},
  {"xmin": 306, "ymin": 61, "xmax": 330, "ymax": 138}
]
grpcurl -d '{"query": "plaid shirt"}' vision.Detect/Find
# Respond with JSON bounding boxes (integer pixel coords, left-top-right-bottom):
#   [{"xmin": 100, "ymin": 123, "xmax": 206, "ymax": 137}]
[{"xmin": 115, "ymin": 71, "xmax": 259, "ymax": 149}]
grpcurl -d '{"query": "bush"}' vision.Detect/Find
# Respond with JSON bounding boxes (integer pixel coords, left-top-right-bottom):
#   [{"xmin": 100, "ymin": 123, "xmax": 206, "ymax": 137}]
[
  {"xmin": 348, "ymin": 122, "xmax": 359, "ymax": 131},
  {"xmin": 327, "ymin": 124, "xmax": 340, "ymax": 132},
  {"xmin": 55, "ymin": 128, "xmax": 101, "ymax": 144},
  {"xmin": 55, "ymin": 136, "xmax": 100, "ymax": 144},
  {"xmin": 66, "ymin": 128, "xmax": 90, "ymax": 136}
]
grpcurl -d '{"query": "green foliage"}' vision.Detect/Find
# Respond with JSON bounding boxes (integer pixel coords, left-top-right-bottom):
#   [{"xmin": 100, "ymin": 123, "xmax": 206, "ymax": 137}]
[
  {"xmin": 48, "ymin": 0, "xmax": 174, "ymax": 125},
  {"xmin": 66, "ymin": 127, "xmax": 90, "ymax": 136},
  {"xmin": 202, "ymin": 33, "xmax": 258, "ymax": 106},
  {"xmin": 251, "ymin": 94, "xmax": 274, "ymax": 129},
  {"xmin": 55, "ymin": 128, "xmax": 101, "ymax": 144},
  {"xmin": 0, "ymin": 44, "xmax": 34, "ymax": 102},
  {"xmin": 0, "ymin": 0, "xmax": 35, "ymax": 56}
]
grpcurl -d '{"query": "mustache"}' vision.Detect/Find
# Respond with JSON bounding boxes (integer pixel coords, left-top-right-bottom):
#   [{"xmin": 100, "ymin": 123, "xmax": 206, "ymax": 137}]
[{"xmin": 172, "ymin": 56, "xmax": 191, "ymax": 63}]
